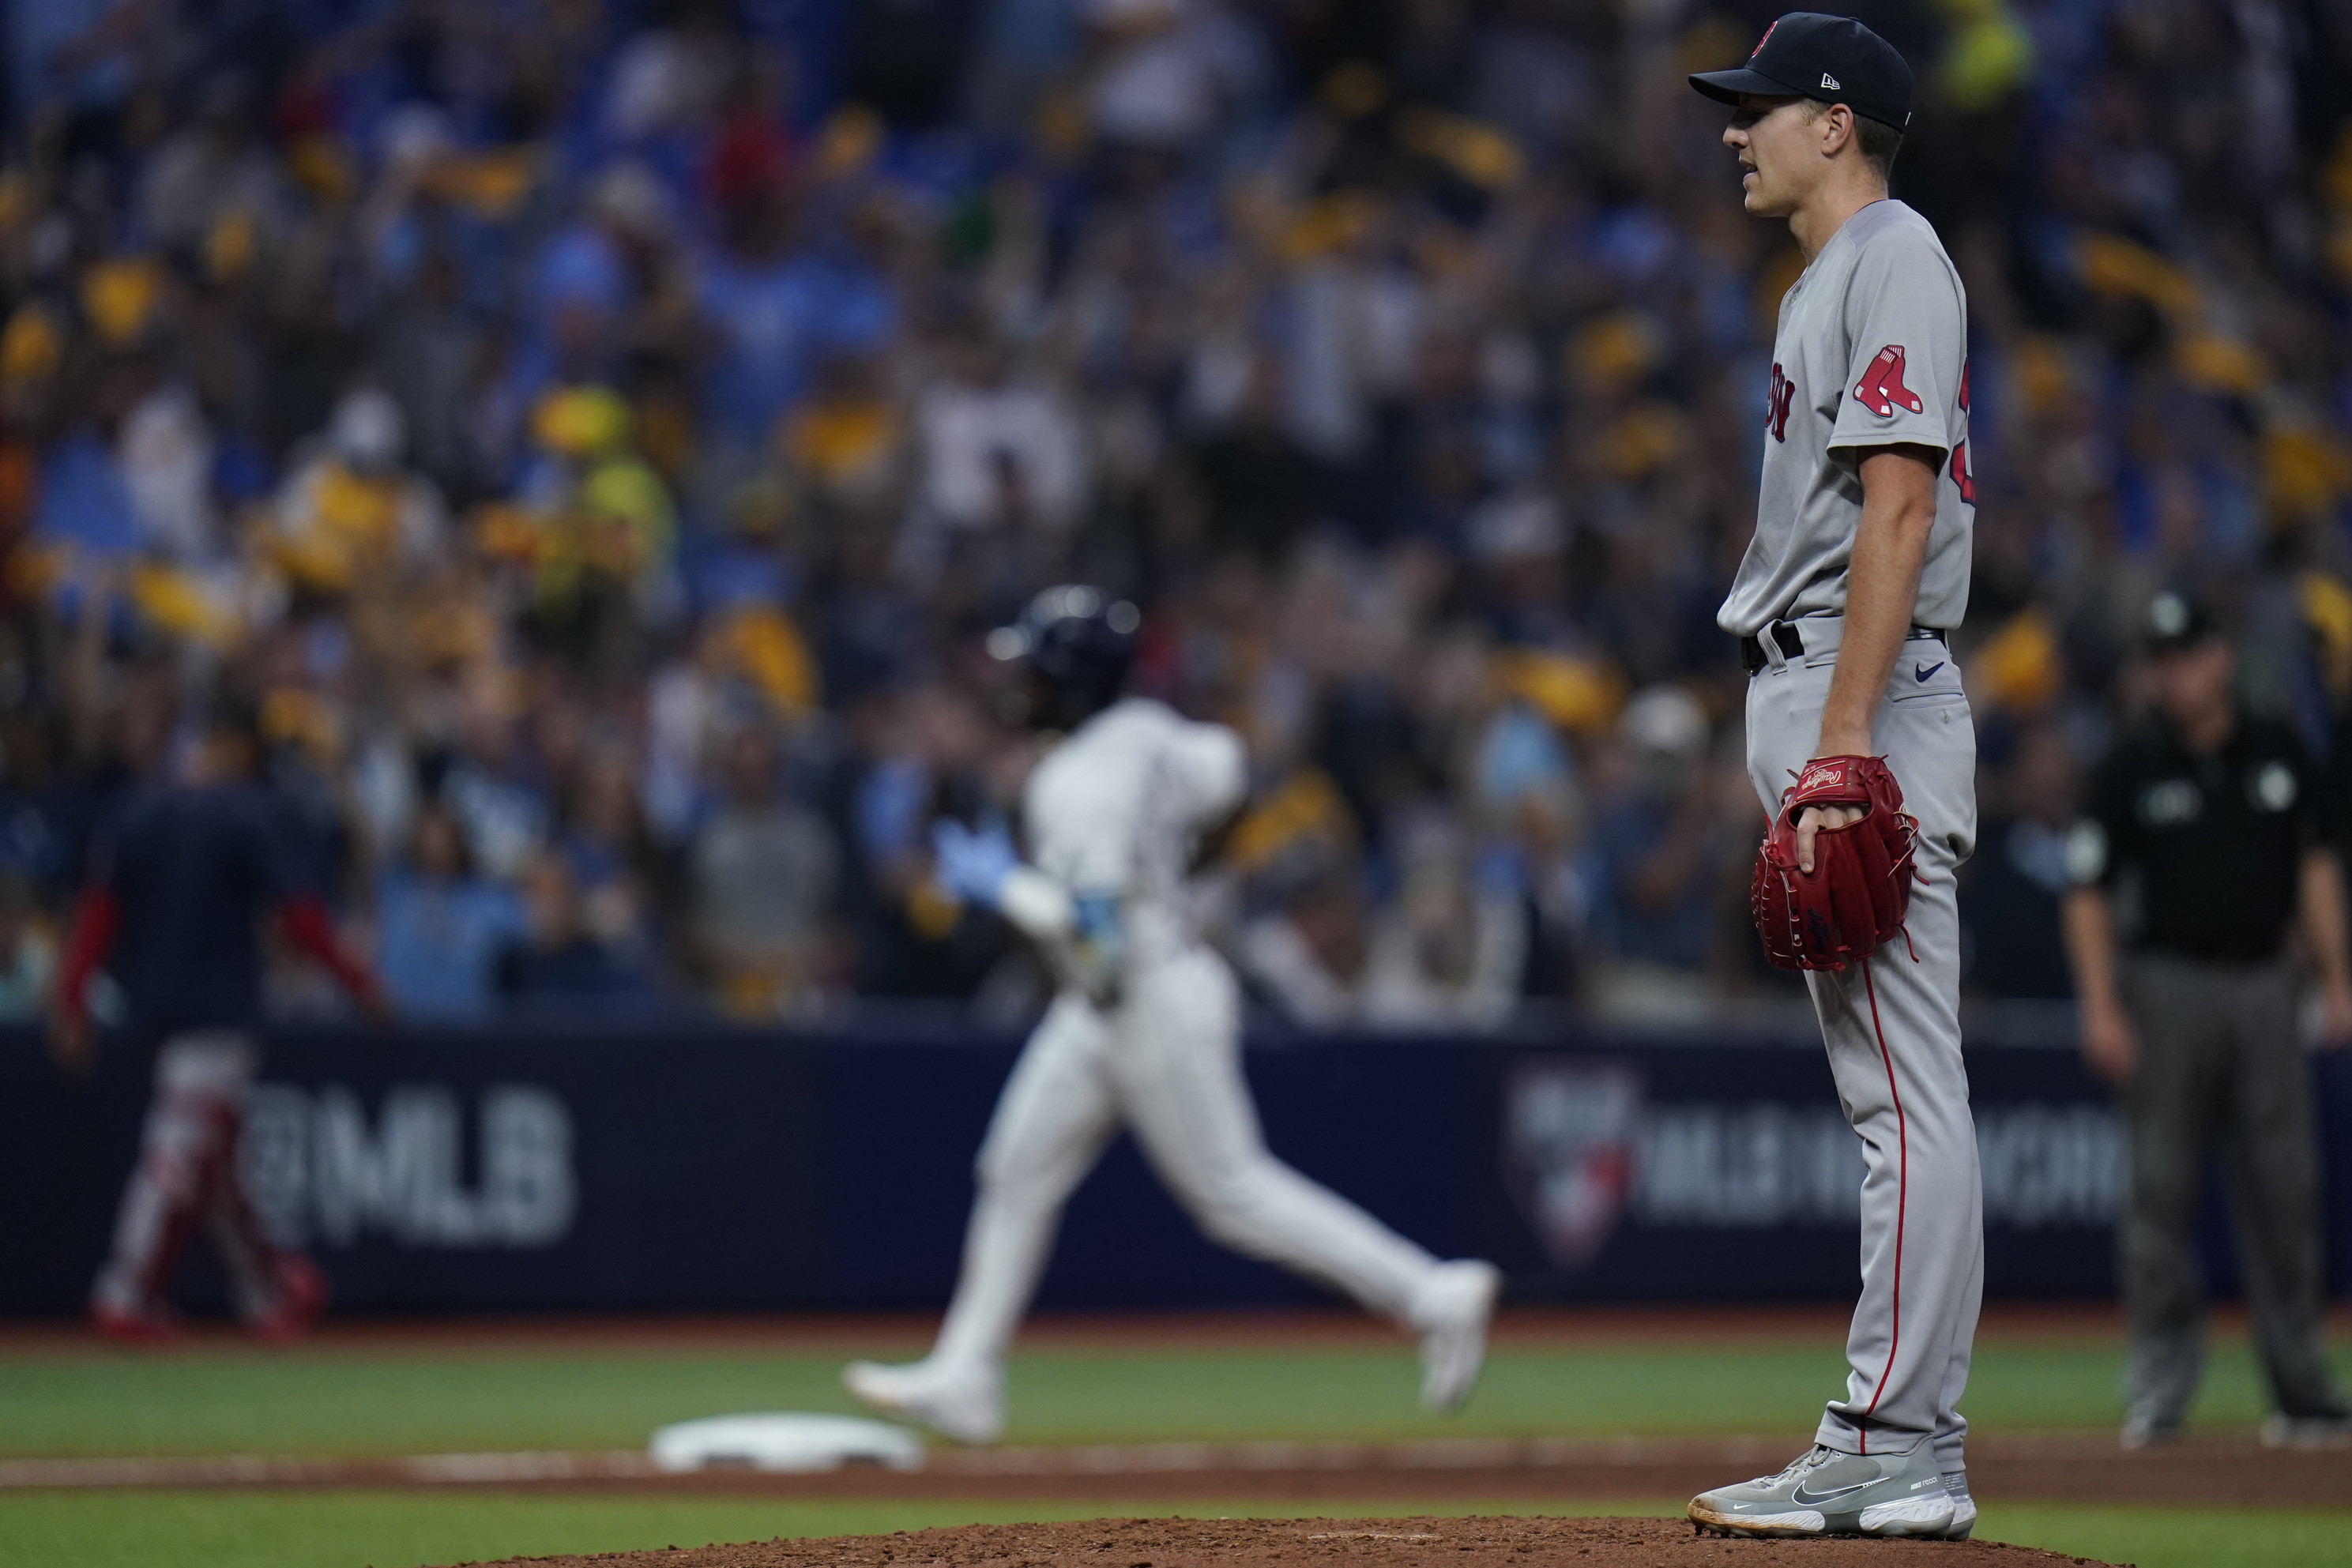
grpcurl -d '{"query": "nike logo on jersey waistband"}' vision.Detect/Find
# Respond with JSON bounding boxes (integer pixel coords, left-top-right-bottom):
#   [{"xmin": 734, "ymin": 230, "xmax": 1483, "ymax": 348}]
[{"xmin": 1914, "ymin": 662, "xmax": 1944, "ymax": 682}]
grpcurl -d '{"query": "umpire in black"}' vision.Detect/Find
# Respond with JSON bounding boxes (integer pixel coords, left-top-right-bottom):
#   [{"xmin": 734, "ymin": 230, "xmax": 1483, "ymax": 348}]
[{"xmin": 2061, "ymin": 590, "xmax": 2352, "ymax": 1448}]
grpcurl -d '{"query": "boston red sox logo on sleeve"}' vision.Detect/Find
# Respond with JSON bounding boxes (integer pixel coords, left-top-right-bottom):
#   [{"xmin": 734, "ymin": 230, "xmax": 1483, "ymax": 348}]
[{"xmin": 1853, "ymin": 344, "xmax": 1924, "ymax": 418}]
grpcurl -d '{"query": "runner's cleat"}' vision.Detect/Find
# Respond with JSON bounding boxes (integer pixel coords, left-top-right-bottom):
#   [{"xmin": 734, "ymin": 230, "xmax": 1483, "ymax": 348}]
[
  {"xmin": 1413, "ymin": 1259, "xmax": 1503, "ymax": 1412},
  {"xmin": 1687, "ymin": 1440, "xmax": 1955, "ymax": 1539},
  {"xmin": 89, "ymin": 1297, "xmax": 179, "ymax": 1347},
  {"xmin": 843, "ymin": 1358, "xmax": 1004, "ymax": 1444},
  {"xmin": 248, "ymin": 1255, "xmax": 328, "ymax": 1345}
]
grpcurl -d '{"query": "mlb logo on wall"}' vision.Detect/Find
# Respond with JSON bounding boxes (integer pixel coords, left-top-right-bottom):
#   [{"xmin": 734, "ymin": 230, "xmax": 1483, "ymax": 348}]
[
  {"xmin": 1502, "ymin": 1060, "xmax": 1643, "ymax": 1271},
  {"xmin": 243, "ymin": 1081, "xmax": 578, "ymax": 1250}
]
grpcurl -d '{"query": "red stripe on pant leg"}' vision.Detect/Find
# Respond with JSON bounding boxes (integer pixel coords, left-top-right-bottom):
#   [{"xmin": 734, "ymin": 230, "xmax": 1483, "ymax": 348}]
[
  {"xmin": 1857, "ymin": 956, "xmax": 1907, "ymax": 1454},
  {"xmin": 201, "ymin": 1100, "xmax": 290, "ymax": 1307},
  {"xmin": 132, "ymin": 1166, "xmax": 206, "ymax": 1304}
]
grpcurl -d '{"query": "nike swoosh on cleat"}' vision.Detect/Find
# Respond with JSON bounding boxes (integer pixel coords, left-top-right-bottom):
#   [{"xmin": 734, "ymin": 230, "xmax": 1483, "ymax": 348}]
[
  {"xmin": 1789, "ymin": 1479, "xmax": 1882, "ymax": 1506},
  {"xmin": 1914, "ymin": 662, "xmax": 1944, "ymax": 682}
]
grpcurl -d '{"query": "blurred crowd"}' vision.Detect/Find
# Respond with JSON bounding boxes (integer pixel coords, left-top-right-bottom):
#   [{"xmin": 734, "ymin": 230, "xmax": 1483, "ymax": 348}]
[{"xmin": 3, "ymin": 0, "xmax": 2352, "ymax": 1029}]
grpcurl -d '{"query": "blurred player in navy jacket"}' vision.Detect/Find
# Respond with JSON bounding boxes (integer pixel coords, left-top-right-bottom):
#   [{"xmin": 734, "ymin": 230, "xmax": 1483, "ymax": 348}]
[{"xmin": 51, "ymin": 701, "xmax": 385, "ymax": 1343}]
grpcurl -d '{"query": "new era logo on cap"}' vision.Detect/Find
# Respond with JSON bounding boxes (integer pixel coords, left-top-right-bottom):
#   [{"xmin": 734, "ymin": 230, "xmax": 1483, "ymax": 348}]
[{"xmin": 1690, "ymin": 13, "xmax": 1914, "ymax": 131}]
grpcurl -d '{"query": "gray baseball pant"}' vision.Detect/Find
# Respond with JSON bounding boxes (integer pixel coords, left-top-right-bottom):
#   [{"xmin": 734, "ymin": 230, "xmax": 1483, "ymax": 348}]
[
  {"xmin": 2115, "ymin": 955, "xmax": 2346, "ymax": 1431},
  {"xmin": 1745, "ymin": 619, "xmax": 1984, "ymax": 1471}
]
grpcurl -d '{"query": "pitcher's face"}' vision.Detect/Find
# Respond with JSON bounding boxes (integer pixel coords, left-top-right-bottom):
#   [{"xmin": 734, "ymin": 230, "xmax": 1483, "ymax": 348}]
[{"xmin": 1722, "ymin": 96, "xmax": 1819, "ymax": 217}]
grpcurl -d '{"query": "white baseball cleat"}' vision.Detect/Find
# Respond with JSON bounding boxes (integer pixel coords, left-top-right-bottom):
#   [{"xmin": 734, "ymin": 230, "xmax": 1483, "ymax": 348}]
[
  {"xmin": 841, "ymin": 1358, "xmax": 1004, "ymax": 1445},
  {"xmin": 1413, "ymin": 1259, "xmax": 1503, "ymax": 1412}
]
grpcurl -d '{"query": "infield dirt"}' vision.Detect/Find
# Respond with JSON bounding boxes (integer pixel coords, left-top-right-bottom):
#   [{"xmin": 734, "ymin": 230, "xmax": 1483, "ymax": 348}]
[{"xmin": 435, "ymin": 1515, "xmax": 2121, "ymax": 1567}]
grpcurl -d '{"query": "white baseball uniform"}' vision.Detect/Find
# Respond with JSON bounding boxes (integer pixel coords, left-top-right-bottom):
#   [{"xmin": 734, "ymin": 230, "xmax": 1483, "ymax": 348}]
[
  {"xmin": 918, "ymin": 698, "xmax": 1454, "ymax": 1382},
  {"xmin": 1728, "ymin": 198, "xmax": 1982, "ymax": 1475}
]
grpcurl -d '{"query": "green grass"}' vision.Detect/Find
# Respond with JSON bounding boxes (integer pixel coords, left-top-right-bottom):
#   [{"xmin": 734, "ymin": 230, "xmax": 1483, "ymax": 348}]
[
  {"xmin": 4, "ymin": 1328, "xmax": 2349, "ymax": 1567},
  {"xmin": 1976, "ymin": 1502, "xmax": 2352, "ymax": 1568},
  {"xmin": 1, "ymin": 1331, "xmax": 2345, "ymax": 1457},
  {"xmin": 2, "ymin": 1494, "xmax": 2348, "ymax": 1568}
]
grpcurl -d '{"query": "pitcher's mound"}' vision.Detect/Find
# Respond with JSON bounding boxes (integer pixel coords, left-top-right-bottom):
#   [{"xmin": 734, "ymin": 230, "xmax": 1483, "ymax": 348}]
[{"xmin": 457, "ymin": 1514, "xmax": 2121, "ymax": 1566}]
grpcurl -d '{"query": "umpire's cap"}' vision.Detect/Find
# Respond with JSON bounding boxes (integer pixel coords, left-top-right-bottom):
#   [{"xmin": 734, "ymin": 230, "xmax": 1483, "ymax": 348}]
[
  {"xmin": 988, "ymin": 585, "xmax": 1142, "ymax": 704},
  {"xmin": 2143, "ymin": 589, "xmax": 2219, "ymax": 654},
  {"xmin": 1690, "ymin": 13, "xmax": 1914, "ymax": 131}
]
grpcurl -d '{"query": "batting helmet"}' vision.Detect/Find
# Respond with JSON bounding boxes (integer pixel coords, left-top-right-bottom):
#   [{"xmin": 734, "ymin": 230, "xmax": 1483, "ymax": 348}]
[{"xmin": 988, "ymin": 585, "xmax": 1142, "ymax": 728}]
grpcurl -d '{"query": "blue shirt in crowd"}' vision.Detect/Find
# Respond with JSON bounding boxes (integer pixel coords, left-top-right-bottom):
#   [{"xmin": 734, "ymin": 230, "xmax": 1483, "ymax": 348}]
[
  {"xmin": 373, "ymin": 869, "xmax": 526, "ymax": 1022},
  {"xmin": 696, "ymin": 250, "xmax": 894, "ymax": 448}
]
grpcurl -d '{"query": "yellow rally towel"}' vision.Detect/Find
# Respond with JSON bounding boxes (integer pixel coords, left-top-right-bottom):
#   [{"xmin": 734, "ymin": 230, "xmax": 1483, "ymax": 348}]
[
  {"xmin": 717, "ymin": 604, "xmax": 820, "ymax": 718},
  {"xmin": 1976, "ymin": 606, "xmax": 2063, "ymax": 713},
  {"xmin": 1494, "ymin": 649, "xmax": 1626, "ymax": 735}
]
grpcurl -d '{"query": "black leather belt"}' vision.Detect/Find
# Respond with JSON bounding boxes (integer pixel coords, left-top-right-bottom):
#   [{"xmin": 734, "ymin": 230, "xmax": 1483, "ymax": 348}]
[{"xmin": 1740, "ymin": 622, "xmax": 1945, "ymax": 675}]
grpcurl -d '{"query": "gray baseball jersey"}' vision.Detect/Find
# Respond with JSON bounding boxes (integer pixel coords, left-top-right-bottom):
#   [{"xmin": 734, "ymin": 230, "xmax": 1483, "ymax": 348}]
[{"xmin": 1718, "ymin": 199, "xmax": 1974, "ymax": 637}]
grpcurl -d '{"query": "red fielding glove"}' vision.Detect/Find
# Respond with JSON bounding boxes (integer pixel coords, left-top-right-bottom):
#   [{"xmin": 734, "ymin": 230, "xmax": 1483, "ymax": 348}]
[{"xmin": 1750, "ymin": 754, "xmax": 1920, "ymax": 972}]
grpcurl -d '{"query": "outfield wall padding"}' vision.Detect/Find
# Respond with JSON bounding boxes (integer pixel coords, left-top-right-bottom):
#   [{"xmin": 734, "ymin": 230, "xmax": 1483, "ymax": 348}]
[{"xmin": 2, "ymin": 1021, "xmax": 2345, "ymax": 1314}]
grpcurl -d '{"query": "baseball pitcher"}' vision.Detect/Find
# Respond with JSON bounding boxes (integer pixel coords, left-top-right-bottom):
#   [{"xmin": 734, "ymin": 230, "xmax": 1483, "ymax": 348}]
[
  {"xmin": 844, "ymin": 586, "xmax": 1500, "ymax": 1442},
  {"xmin": 1684, "ymin": 14, "xmax": 1981, "ymax": 1540}
]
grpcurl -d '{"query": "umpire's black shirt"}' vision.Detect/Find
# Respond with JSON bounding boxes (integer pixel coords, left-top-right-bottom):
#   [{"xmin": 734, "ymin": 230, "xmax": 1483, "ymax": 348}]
[{"xmin": 2073, "ymin": 713, "xmax": 2326, "ymax": 963}]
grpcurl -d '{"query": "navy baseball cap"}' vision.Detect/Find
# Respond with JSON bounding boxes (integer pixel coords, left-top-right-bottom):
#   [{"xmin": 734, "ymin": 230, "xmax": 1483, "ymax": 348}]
[
  {"xmin": 988, "ymin": 584, "xmax": 1142, "ymax": 694},
  {"xmin": 1690, "ymin": 12, "xmax": 1914, "ymax": 131}
]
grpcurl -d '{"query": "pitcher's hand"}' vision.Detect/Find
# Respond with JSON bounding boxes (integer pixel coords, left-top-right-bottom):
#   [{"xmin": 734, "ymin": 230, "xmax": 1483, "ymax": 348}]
[{"xmin": 1794, "ymin": 803, "xmax": 1865, "ymax": 874}]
